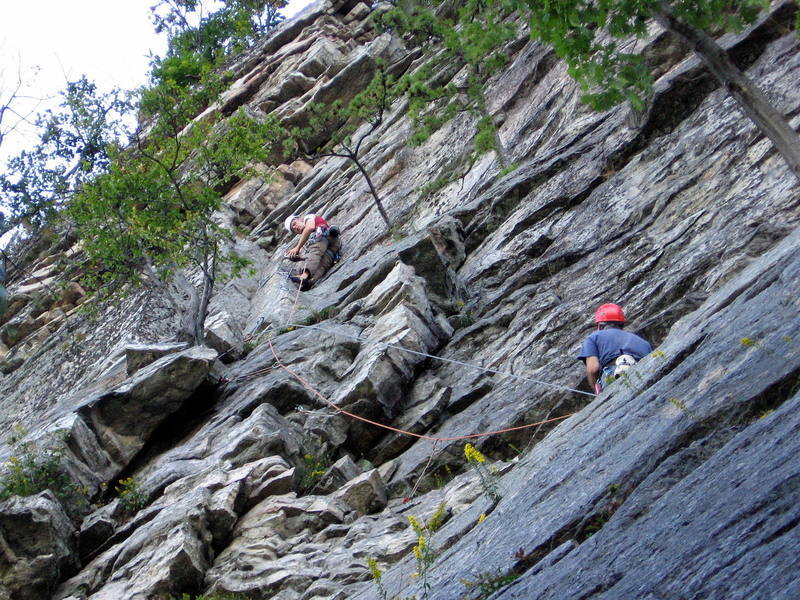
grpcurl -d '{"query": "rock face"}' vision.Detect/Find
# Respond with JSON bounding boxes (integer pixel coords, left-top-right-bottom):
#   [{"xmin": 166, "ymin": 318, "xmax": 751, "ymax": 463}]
[
  {"xmin": 0, "ymin": 492, "xmax": 78, "ymax": 600},
  {"xmin": 1, "ymin": 1, "xmax": 800, "ymax": 599}
]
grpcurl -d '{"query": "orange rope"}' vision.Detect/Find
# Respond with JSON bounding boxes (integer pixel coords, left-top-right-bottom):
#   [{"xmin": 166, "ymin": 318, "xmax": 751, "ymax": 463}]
[{"xmin": 268, "ymin": 338, "xmax": 575, "ymax": 442}]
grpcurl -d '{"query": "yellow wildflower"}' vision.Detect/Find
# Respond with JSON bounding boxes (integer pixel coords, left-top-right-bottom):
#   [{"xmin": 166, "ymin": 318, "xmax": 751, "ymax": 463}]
[
  {"xmin": 413, "ymin": 544, "xmax": 422, "ymax": 561},
  {"xmin": 464, "ymin": 443, "xmax": 485, "ymax": 464},
  {"xmin": 408, "ymin": 514, "xmax": 421, "ymax": 533},
  {"xmin": 367, "ymin": 557, "xmax": 382, "ymax": 581},
  {"xmin": 477, "ymin": 513, "xmax": 486, "ymax": 524}
]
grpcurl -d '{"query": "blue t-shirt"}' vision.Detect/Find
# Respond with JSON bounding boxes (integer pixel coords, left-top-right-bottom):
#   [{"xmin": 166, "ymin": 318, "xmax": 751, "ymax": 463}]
[{"xmin": 577, "ymin": 328, "xmax": 653, "ymax": 368}]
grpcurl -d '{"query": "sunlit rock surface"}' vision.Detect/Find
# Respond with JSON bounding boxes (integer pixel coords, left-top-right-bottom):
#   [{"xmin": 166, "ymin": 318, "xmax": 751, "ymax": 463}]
[{"xmin": 1, "ymin": 1, "xmax": 799, "ymax": 599}]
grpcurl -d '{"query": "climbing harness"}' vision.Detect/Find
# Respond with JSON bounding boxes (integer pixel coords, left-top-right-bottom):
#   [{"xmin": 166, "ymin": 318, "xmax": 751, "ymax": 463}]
[{"xmin": 597, "ymin": 354, "xmax": 638, "ymax": 391}]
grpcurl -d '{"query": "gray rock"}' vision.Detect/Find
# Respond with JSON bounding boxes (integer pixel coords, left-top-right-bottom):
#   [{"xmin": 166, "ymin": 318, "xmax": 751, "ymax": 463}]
[
  {"xmin": 370, "ymin": 374, "xmax": 451, "ymax": 464},
  {"xmin": 3, "ymin": 4, "xmax": 800, "ymax": 600},
  {"xmin": 124, "ymin": 342, "xmax": 189, "ymax": 376},
  {"xmin": 311, "ymin": 455, "xmax": 362, "ymax": 495},
  {"xmin": 0, "ymin": 492, "xmax": 78, "ymax": 600},
  {"xmin": 204, "ymin": 311, "xmax": 245, "ymax": 363},
  {"xmin": 76, "ymin": 346, "xmax": 218, "ymax": 465},
  {"xmin": 332, "ymin": 469, "xmax": 388, "ymax": 515}
]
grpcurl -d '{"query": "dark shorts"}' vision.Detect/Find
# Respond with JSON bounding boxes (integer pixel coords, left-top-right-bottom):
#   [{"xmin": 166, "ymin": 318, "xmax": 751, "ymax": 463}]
[{"xmin": 304, "ymin": 235, "xmax": 341, "ymax": 281}]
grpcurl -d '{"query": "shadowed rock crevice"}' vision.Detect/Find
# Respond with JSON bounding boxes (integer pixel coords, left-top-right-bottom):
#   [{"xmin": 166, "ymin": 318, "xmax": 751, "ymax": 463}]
[
  {"xmin": 98, "ymin": 378, "xmax": 222, "ymax": 506},
  {"xmin": 739, "ymin": 362, "xmax": 800, "ymax": 424}
]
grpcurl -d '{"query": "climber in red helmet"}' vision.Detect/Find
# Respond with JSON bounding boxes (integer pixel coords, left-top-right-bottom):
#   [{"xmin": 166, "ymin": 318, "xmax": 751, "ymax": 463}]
[{"xmin": 577, "ymin": 303, "xmax": 653, "ymax": 394}]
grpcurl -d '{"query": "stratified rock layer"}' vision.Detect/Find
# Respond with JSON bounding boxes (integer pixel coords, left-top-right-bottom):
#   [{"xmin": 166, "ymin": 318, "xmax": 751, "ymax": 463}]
[{"xmin": 0, "ymin": 1, "xmax": 799, "ymax": 599}]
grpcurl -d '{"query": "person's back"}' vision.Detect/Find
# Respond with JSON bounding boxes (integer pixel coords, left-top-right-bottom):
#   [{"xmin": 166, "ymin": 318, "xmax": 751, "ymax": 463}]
[{"xmin": 579, "ymin": 327, "xmax": 652, "ymax": 369}]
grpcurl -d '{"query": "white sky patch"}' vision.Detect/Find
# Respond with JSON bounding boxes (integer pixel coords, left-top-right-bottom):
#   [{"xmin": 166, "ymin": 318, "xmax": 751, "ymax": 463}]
[
  {"xmin": 0, "ymin": 0, "xmax": 313, "ymax": 245},
  {"xmin": 0, "ymin": 0, "xmax": 313, "ymax": 159}
]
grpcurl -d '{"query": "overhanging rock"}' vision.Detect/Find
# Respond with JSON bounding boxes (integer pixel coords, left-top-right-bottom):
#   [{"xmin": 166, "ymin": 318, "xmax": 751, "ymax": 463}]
[{"xmin": 76, "ymin": 346, "xmax": 219, "ymax": 466}]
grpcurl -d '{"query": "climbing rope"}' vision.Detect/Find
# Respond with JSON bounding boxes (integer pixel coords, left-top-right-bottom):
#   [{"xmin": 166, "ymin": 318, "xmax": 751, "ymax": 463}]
[
  {"xmin": 277, "ymin": 322, "xmax": 596, "ymax": 398},
  {"xmin": 221, "ymin": 248, "xmax": 588, "ymax": 444},
  {"xmin": 267, "ymin": 337, "xmax": 576, "ymax": 443},
  {"xmin": 286, "ymin": 257, "xmax": 307, "ymax": 326},
  {"xmin": 408, "ymin": 439, "xmax": 441, "ymax": 499}
]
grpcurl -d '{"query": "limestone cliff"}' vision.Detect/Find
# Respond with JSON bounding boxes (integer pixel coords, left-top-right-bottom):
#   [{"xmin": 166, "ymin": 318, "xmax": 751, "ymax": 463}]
[{"xmin": 1, "ymin": 1, "xmax": 799, "ymax": 599}]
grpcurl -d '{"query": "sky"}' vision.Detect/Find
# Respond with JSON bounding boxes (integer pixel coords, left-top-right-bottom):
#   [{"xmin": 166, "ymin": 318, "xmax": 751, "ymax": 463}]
[
  {"xmin": 0, "ymin": 0, "xmax": 313, "ymax": 161},
  {"xmin": 0, "ymin": 0, "xmax": 313, "ymax": 246}
]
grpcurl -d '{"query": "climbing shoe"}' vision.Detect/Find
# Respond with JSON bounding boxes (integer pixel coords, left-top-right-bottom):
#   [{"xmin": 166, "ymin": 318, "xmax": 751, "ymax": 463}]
[{"xmin": 289, "ymin": 275, "xmax": 314, "ymax": 291}]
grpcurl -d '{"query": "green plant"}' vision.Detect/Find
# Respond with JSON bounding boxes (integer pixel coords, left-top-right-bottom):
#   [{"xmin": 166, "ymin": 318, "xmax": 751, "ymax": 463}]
[
  {"xmin": 464, "ymin": 443, "xmax": 501, "ymax": 505},
  {"xmin": 432, "ymin": 464, "xmax": 455, "ymax": 491},
  {"xmin": 461, "ymin": 569, "xmax": 520, "ymax": 599},
  {"xmin": 418, "ymin": 178, "xmax": 451, "ymax": 198},
  {"xmin": 299, "ymin": 306, "xmax": 338, "ymax": 327},
  {"xmin": 8, "ymin": 423, "xmax": 27, "ymax": 445},
  {"xmin": 408, "ymin": 502, "xmax": 447, "ymax": 600},
  {"xmin": 149, "ymin": 1, "xmax": 287, "ymax": 93},
  {"xmin": 374, "ymin": 2, "xmax": 514, "ymax": 165},
  {"xmin": 368, "ymin": 557, "xmax": 392, "ymax": 600},
  {"xmin": 456, "ymin": 309, "xmax": 475, "ymax": 328},
  {"xmin": 612, "ymin": 368, "xmax": 647, "ymax": 394},
  {"xmin": 297, "ymin": 452, "xmax": 331, "ymax": 494},
  {"xmin": 667, "ymin": 397, "xmax": 700, "ymax": 422},
  {"xmin": 506, "ymin": 442, "xmax": 523, "ymax": 458},
  {"xmin": 498, "ymin": 163, "xmax": 520, "ymax": 178},
  {"xmin": 0, "ymin": 441, "xmax": 76, "ymax": 501},
  {"xmin": 115, "ymin": 476, "xmax": 148, "ymax": 514},
  {"xmin": 290, "ymin": 65, "xmax": 398, "ymax": 227},
  {"xmin": 68, "ymin": 103, "xmax": 284, "ymax": 345},
  {"xmin": 0, "ymin": 77, "xmax": 132, "ymax": 236}
]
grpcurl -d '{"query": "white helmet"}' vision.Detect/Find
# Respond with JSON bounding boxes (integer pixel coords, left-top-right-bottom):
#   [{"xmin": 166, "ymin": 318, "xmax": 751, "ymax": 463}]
[{"xmin": 284, "ymin": 215, "xmax": 299, "ymax": 232}]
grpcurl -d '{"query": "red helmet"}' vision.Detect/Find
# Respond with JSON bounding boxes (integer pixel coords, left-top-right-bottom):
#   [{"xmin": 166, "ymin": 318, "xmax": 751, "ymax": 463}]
[{"xmin": 595, "ymin": 303, "xmax": 625, "ymax": 323}]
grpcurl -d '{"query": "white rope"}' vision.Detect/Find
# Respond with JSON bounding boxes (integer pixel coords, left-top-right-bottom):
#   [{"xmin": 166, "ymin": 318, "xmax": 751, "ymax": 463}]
[{"xmin": 282, "ymin": 322, "xmax": 596, "ymax": 398}]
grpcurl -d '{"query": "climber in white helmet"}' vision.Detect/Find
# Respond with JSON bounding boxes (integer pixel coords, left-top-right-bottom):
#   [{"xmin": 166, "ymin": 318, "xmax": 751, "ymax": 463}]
[{"xmin": 284, "ymin": 213, "xmax": 341, "ymax": 291}]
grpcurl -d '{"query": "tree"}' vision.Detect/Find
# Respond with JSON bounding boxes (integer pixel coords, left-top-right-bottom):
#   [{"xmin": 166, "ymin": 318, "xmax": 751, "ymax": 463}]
[
  {"xmin": 380, "ymin": 0, "xmax": 800, "ymax": 182},
  {"xmin": 0, "ymin": 63, "xmax": 36, "ymax": 152},
  {"xmin": 291, "ymin": 66, "xmax": 397, "ymax": 227},
  {"xmin": 149, "ymin": 0, "xmax": 288, "ymax": 90},
  {"xmin": 68, "ymin": 85, "xmax": 285, "ymax": 344},
  {"xmin": 0, "ymin": 77, "xmax": 131, "ymax": 238},
  {"xmin": 454, "ymin": 0, "xmax": 800, "ymax": 180},
  {"xmin": 375, "ymin": 1, "xmax": 516, "ymax": 165}
]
